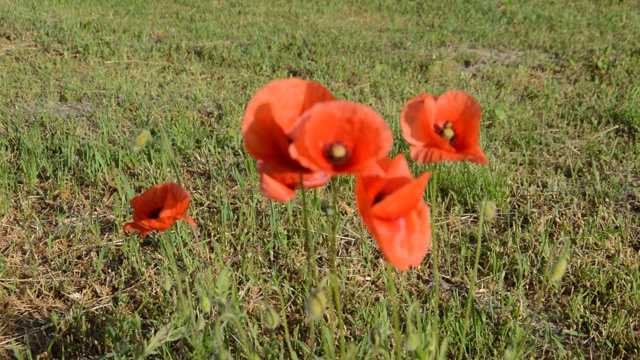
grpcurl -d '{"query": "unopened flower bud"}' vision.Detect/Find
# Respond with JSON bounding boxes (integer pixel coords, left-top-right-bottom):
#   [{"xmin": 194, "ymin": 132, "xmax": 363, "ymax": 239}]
[
  {"xmin": 263, "ymin": 306, "xmax": 281, "ymax": 330},
  {"xmin": 406, "ymin": 332, "xmax": 421, "ymax": 352},
  {"xmin": 199, "ymin": 292, "xmax": 212, "ymax": 314},
  {"xmin": 549, "ymin": 255, "xmax": 569, "ymax": 284},
  {"xmin": 132, "ymin": 129, "xmax": 152, "ymax": 152},
  {"xmin": 305, "ymin": 289, "xmax": 327, "ymax": 321},
  {"xmin": 163, "ymin": 276, "xmax": 173, "ymax": 292},
  {"xmin": 369, "ymin": 326, "xmax": 383, "ymax": 346},
  {"xmin": 481, "ymin": 201, "xmax": 497, "ymax": 221}
]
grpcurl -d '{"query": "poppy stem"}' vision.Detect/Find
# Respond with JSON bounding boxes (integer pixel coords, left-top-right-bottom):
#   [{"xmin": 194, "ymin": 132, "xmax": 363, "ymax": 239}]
[
  {"xmin": 458, "ymin": 200, "xmax": 486, "ymax": 360},
  {"xmin": 299, "ymin": 175, "xmax": 316, "ymax": 288},
  {"xmin": 385, "ymin": 261, "xmax": 402, "ymax": 359},
  {"xmin": 157, "ymin": 122, "xmax": 183, "ymax": 186},
  {"xmin": 329, "ymin": 179, "xmax": 346, "ymax": 358},
  {"xmin": 157, "ymin": 122, "xmax": 208, "ymax": 265},
  {"xmin": 430, "ymin": 167, "xmax": 441, "ymax": 356}
]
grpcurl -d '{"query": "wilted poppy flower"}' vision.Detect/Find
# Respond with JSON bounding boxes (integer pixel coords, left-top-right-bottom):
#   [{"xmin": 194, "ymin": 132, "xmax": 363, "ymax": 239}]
[
  {"xmin": 400, "ymin": 90, "xmax": 488, "ymax": 165},
  {"xmin": 242, "ymin": 78, "xmax": 335, "ymax": 202},
  {"xmin": 123, "ymin": 182, "xmax": 196, "ymax": 237},
  {"xmin": 289, "ymin": 100, "xmax": 393, "ymax": 176},
  {"xmin": 355, "ymin": 155, "xmax": 431, "ymax": 271}
]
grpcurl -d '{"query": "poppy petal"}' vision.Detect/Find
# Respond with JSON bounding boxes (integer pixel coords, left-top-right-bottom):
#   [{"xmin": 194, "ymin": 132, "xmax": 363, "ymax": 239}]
[
  {"xmin": 242, "ymin": 78, "xmax": 335, "ymax": 173},
  {"xmin": 410, "ymin": 145, "xmax": 488, "ymax": 165},
  {"xmin": 371, "ymin": 171, "xmax": 431, "ymax": 220},
  {"xmin": 400, "ymin": 93, "xmax": 437, "ymax": 146},
  {"xmin": 371, "ymin": 205, "xmax": 431, "ymax": 271},
  {"xmin": 257, "ymin": 161, "xmax": 331, "ymax": 203},
  {"xmin": 123, "ymin": 221, "xmax": 152, "ymax": 237},
  {"xmin": 289, "ymin": 100, "xmax": 393, "ymax": 176},
  {"xmin": 123, "ymin": 182, "xmax": 196, "ymax": 236},
  {"xmin": 401, "ymin": 90, "xmax": 488, "ymax": 165},
  {"xmin": 259, "ymin": 170, "xmax": 297, "ymax": 203}
]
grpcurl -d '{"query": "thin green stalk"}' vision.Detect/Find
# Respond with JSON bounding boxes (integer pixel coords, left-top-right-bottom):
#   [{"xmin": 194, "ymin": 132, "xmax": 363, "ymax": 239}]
[
  {"xmin": 157, "ymin": 122, "xmax": 183, "ymax": 186},
  {"xmin": 299, "ymin": 175, "xmax": 316, "ymax": 288},
  {"xmin": 457, "ymin": 201, "xmax": 486, "ymax": 360},
  {"xmin": 270, "ymin": 286, "xmax": 298, "ymax": 360},
  {"xmin": 329, "ymin": 179, "xmax": 346, "ymax": 358},
  {"xmin": 429, "ymin": 169, "xmax": 440, "ymax": 356},
  {"xmin": 386, "ymin": 261, "xmax": 402, "ymax": 359},
  {"xmin": 157, "ymin": 122, "xmax": 211, "ymax": 267},
  {"xmin": 299, "ymin": 175, "xmax": 317, "ymax": 358}
]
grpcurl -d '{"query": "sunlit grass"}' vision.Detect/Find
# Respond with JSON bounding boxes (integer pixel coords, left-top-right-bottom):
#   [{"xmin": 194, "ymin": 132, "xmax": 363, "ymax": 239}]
[{"xmin": 0, "ymin": 0, "xmax": 639, "ymax": 359}]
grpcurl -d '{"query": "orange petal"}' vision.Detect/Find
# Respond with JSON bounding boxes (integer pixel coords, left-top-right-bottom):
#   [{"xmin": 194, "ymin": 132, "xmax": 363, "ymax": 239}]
[
  {"xmin": 371, "ymin": 205, "xmax": 431, "ymax": 271},
  {"xmin": 259, "ymin": 170, "xmax": 297, "ymax": 203},
  {"xmin": 434, "ymin": 90, "xmax": 482, "ymax": 150},
  {"xmin": 258, "ymin": 162, "xmax": 330, "ymax": 203},
  {"xmin": 400, "ymin": 93, "xmax": 437, "ymax": 146},
  {"xmin": 242, "ymin": 78, "xmax": 334, "ymax": 173},
  {"xmin": 289, "ymin": 100, "xmax": 393, "ymax": 175},
  {"xmin": 123, "ymin": 221, "xmax": 152, "ymax": 237},
  {"xmin": 371, "ymin": 171, "xmax": 430, "ymax": 220},
  {"xmin": 410, "ymin": 145, "xmax": 488, "ymax": 165}
]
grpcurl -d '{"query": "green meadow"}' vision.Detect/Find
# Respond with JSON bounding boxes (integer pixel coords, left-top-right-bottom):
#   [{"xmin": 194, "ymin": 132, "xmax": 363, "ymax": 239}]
[{"xmin": 1, "ymin": 0, "xmax": 639, "ymax": 358}]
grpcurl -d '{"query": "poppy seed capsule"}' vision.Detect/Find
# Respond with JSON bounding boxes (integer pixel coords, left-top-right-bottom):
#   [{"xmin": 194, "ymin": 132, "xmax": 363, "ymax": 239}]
[{"xmin": 324, "ymin": 141, "xmax": 349, "ymax": 166}]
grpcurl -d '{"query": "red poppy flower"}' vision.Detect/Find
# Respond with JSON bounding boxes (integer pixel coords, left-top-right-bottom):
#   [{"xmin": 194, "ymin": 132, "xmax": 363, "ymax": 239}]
[
  {"xmin": 123, "ymin": 182, "xmax": 196, "ymax": 237},
  {"xmin": 400, "ymin": 90, "xmax": 488, "ymax": 165},
  {"xmin": 355, "ymin": 155, "xmax": 431, "ymax": 271},
  {"xmin": 242, "ymin": 78, "xmax": 335, "ymax": 202},
  {"xmin": 289, "ymin": 100, "xmax": 394, "ymax": 176}
]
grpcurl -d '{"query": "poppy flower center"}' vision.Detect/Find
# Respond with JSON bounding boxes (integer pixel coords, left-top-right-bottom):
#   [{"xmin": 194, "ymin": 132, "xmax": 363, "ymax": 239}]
[
  {"xmin": 435, "ymin": 121, "xmax": 456, "ymax": 144},
  {"xmin": 323, "ymin": 141, "xmax": 350, "ymax": 166},
  {"xmin": 149, "ymin": 207, "xmax": 163, "ymax": 219}
]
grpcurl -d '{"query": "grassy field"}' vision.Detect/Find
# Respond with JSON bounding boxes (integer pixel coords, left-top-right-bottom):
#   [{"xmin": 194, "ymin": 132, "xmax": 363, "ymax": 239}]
[{"xmin": 1, "ymin": 0, "xmax": 639, "ymax": 358}]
